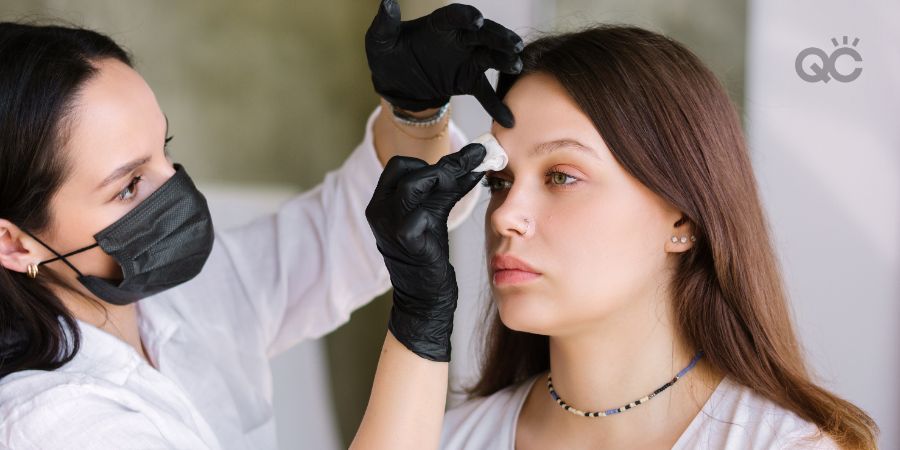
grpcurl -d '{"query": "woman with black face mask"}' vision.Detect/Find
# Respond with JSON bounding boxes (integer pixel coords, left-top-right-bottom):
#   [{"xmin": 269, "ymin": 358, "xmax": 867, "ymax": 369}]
[{"xmin": 0, "ymin": 1, "xmax": 522, "ymax": 448}]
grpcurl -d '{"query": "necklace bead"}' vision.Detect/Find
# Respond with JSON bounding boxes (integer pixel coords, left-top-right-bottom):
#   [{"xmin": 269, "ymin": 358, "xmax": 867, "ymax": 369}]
[{"xmin": 547, "ymin": 350, "xmax": 704, "ymax": 418}]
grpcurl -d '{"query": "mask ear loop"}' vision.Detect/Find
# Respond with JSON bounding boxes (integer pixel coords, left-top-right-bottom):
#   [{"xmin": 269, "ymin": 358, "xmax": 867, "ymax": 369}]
[{"xmin": 20, "ymin": 229, "xmax": 98, "ymax": 278}]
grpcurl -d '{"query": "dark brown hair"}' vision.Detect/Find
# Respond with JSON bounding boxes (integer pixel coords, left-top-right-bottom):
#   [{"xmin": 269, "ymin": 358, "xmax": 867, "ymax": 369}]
[
  {"xmin": 470, "ymin": 25, "xmax": 878, "ymax": 449},
  {"xmin": 0, "ymin": 22, "xmax": 132, "ymax": 379}
]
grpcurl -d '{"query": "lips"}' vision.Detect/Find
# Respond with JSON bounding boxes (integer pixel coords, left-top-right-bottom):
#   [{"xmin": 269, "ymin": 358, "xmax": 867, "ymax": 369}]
[
  {"xmin": 491, "ymin": 254, "xmax": 541, "ymax": 286},
  {"xmin": 491, "ymin": 254, "xmax": 538, "ymax": 272}
]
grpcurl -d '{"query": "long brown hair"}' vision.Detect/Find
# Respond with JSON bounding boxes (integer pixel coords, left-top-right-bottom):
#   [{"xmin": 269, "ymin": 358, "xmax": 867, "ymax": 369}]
[{"xmin": 469, "ymin": 25, "xmax": 878, "ymax": 449}]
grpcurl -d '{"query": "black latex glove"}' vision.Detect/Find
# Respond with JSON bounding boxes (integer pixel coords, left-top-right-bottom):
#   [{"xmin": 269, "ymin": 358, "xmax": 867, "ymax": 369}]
[
  {"xmin": 365, "ymin": 0, "xmax": 524, "ymax": 128},
  {"xmin": 365, "ymin": 144, "xmax": 487, "ymax": 361}
]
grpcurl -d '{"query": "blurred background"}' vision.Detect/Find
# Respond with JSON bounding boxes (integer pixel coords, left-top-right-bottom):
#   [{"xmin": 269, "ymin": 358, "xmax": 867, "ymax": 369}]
[{"xmin": 1, "ymin": 0, "xmax": 896, "ymax": 448}]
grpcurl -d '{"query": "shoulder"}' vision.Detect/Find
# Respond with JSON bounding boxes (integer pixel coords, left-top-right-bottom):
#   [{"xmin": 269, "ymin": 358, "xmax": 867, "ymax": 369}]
[
  {"xmin": 0, "ymin": 338, "xmax": 147, "ymax": 443},
  {"xmin": 1, "ymin": 374, "xmax": 141, "ymax": 447},
  {"xmin": 0, "ymin": 365, "xmax": 133, "ymax": 420},
  {"xmin": 675, "ymin": 377, "xmax": 840, "ymax": 450},
  {"xmin": 440, "ymin": 376, "xmax": 538, "ymax": 450}
]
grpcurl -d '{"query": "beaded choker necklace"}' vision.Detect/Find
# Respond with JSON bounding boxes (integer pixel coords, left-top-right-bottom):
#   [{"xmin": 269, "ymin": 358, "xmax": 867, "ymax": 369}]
[{"xmin": 547, "ymin": 350, "xmax": 704, "ymax": 418}]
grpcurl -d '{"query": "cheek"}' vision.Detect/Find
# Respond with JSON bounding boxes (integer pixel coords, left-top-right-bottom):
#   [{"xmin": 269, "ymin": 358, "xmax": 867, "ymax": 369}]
[
  {"xmin": 565, "ymin": 192, "xmax": 670, "ymax": 317},
  {"xmin": 46, "ymin": 197, "xmax": 124, "ymax": 279},
  {"xmin": 546, "ymin": 197, "xmax": 635, "ymax": 316},
  {"xmin": 495, "ymin": 191, "xmax": 669, "ymax": 334}
]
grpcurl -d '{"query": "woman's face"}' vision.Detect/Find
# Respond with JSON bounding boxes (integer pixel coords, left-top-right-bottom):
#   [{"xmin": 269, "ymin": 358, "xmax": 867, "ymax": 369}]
[
  {"xmin": 40, "ymin": 58, "xmax": 175, "ymax": 286},
  {"xmin": 484, "ymin": 72, "xmax": 691, "ymax": 337}
]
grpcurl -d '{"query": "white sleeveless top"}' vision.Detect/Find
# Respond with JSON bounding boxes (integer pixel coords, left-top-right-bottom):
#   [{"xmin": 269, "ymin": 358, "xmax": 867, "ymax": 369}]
[{"xmin": 441, "ymin": 375, "xmax": 840, "ymax": 449}]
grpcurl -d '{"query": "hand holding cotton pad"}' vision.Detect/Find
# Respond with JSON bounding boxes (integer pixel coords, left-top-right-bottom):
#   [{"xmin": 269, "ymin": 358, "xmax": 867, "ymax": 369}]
[{"xmin": 470, "ymin": 133, "xmax": 508, "ymax": 172}]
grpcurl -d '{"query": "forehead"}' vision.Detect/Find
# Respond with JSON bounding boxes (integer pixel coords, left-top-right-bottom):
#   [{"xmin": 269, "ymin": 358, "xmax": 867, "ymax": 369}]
[
  {"xmin": 63, "ymin": 59, "xmax": 165, "ymax": 182},
  {"xmin": 491, "ymin": 73, "xmax": 608, "ymax": 160}
]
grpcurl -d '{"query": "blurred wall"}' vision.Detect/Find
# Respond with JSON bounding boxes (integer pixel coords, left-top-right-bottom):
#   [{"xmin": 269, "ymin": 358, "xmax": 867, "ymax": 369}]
[
  {"xmin": 555, "ymin": 0, "xmax": 747, "ymax": 107},
  {"xmin": 746, "ymin": 1, "xmax": 899, "ymax": 447},
  {"xmin": 2, "ymin": 0, "xmax": 377, "ymax": 186}
]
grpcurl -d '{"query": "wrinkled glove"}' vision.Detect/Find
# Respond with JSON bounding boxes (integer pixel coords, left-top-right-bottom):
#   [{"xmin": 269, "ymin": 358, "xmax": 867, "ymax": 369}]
[
  {"xmin": 365, "ymin": 0, "xmax": 524, "ymax": 128},
  {"xmin": 365, "ymin": 144, "xmax": 487, "ymax": 361}
]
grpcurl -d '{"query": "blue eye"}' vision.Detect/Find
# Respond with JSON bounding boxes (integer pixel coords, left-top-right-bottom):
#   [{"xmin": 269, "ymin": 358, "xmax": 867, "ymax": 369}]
[{"xmin": 117, "ymin": 176, "xmax": 143, "ymax": 202}]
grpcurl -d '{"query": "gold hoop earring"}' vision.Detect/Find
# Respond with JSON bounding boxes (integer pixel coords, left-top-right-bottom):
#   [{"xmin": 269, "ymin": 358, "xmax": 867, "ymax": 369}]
[{"xmin": 26, "ymin": 263, "xmax": 39, "ymax": 279}]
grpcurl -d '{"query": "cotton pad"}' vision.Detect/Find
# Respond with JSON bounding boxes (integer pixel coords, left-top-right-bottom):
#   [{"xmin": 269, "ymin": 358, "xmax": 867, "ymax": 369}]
[{"xmin": 470, "ymin": 133, "xmax": 508, "ymax": 172}]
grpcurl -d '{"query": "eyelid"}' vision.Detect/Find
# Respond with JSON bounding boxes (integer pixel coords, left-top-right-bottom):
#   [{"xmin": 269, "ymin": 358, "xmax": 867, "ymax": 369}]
[
  {"xmin": 545, "ymin": 167, "xmax": 581, "ymax": 188},
  {"xmin": 114, "ymin": 175, "xmax": 142, "ymax": 202}
]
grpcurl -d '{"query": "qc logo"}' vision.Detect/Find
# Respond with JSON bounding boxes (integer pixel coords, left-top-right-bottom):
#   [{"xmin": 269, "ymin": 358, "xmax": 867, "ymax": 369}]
[{"xmin": 795, "ymin": 36, "xmax": 863, "ymax": 83}]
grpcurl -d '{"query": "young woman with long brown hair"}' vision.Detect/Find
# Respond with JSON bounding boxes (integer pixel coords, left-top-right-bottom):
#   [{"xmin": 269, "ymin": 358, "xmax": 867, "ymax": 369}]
[{"xmin": 433, "ymin": 25, "xmax": 880, "ymax": 449}]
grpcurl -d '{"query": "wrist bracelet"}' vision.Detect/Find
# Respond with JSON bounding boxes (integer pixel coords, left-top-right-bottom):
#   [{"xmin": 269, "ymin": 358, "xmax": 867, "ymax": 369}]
[
  {"xmin": 390, "ymin": 102, "xmax": 450, "ymax": 128},
  {"xmin": 390, "ymin": 114, "xmax": 450, "ymax": 141}
]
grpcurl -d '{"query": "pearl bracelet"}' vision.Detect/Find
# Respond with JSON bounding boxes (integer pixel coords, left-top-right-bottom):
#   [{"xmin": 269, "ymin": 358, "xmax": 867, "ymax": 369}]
[{"xmin": 390, "ymin": 102, "xmax": 450, "ymax": 128}]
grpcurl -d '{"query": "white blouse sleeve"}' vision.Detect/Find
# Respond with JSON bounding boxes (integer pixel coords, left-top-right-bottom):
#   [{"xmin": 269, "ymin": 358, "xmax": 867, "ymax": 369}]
[{"xmin": 176, "ymin": 107, "xmax": 479, "ymax": 358}]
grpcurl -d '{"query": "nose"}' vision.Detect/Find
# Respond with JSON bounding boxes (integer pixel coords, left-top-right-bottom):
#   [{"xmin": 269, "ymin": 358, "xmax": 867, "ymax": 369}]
[{"xmin": 488, "ymin": 186, "xmax": 534, "ymax": 239}]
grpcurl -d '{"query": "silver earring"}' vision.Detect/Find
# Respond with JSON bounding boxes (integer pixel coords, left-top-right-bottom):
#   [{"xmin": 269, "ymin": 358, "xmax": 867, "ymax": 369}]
[{"xmin": 671, "ymin": 235, "xmax": 696, "ymax": 244}]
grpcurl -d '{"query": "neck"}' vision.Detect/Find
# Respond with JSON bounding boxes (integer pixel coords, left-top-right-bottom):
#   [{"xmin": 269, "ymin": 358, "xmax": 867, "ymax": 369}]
[
  {"xmin": 519, "ymin": 289, "xmax": 723, "ymax": 447},
  {"xmin": 51, "ymin": 283, "xmax": 150, "ymax": 367},
  {"xmin": 548, "ymin": 298, "xmax": 697, "ymax": 410}
]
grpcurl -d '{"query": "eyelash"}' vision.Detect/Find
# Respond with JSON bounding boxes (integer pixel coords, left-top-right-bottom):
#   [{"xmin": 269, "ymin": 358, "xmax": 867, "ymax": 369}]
[
  {"xmin": 481, "ymin": 168, "xmax": 580, "ymax": 192},
  {"xmin": 113, "ymin": 136, "xmax": 173, "ymax": 203},
  {"xmin": 164, "ymin": 135, "xmax": 174, "ymax": 157},
  {"xmin": 117, "ymin": 175, "xmax": 143, "ymax": 202}
]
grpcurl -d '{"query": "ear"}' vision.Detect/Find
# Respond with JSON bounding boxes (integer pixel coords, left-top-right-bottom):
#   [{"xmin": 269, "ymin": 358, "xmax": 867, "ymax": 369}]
[
  {"xmin": 0, "ymin": 219, "xmax": 42, "ymax": 273},
  {"xmin": 664, "ymin": 214, "xmax": 696, "ymax": 253}
]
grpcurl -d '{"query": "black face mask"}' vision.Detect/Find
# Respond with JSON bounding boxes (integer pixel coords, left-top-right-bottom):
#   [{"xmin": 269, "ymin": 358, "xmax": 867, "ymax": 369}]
[{"xmin": 23, "ymin": 164, "xmax": 215, "ymax": 306}]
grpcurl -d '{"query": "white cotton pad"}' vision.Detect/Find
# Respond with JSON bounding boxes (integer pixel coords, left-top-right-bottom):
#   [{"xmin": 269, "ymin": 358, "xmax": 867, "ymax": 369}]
[{"xmin": 470, "ymin": 133, "xmax": 508, "ymax": 172}]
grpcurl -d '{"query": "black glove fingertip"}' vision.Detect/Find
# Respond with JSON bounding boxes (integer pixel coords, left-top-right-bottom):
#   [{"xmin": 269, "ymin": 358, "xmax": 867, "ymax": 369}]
[
  {"xmin": 462, "ymin": 170, "xmax": 487, "ymax": 190},
  {"xmin": 433, "ymin": 4, "xmax": 484, "ymax": 32},
  {"xmin": 368, "ymin": 0, "xmax": 402, "ymax": 43},
  {"xmin": 495, "ymin": 104, "xmax": 515, "ymax": 128},
  {"xmin": 460, "ymin": 143, "xmax": 488, "ymax": 170}
]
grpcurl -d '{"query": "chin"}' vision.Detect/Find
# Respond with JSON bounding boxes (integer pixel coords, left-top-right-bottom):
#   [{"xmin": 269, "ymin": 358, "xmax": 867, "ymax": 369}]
[{"xmin": 495, "ymin": 293, "xmax": 559, "ymax": 335}]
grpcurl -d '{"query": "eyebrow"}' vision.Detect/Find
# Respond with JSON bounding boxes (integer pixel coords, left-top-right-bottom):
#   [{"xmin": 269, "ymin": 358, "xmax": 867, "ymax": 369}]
[
  {"xmin": 97, "ymin": 156, "xmax": 152, "ymax": 189},
  {"xmin": 531, "ymin": 139, "xmax": 601, "ymax": 160},
  {"xmin": 97, "ymin": 115, "xmax": 169, "ymax": 190}
]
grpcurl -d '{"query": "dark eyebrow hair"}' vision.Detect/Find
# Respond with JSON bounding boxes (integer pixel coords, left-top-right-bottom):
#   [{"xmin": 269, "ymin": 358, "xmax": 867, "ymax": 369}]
[
  {"xmin": 531, "ymin": 139, "xmax": 601, "ymax": 160},
  {"xmin": 97, "ymin": 156, "xmax": 152, "ymax": 189},
  {"xmin": 97, "ymin": 114, "xmax": 168, "ymax": 190}
]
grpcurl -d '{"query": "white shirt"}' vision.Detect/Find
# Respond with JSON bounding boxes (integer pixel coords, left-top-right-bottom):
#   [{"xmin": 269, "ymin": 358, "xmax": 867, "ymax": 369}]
[
  {"xmin": 0, "ymin": 108, "xmax": 479, "ymax": 450},
  {"xmin": 441, "ymin": 375, "xmax": 840, "ymax": 449}
]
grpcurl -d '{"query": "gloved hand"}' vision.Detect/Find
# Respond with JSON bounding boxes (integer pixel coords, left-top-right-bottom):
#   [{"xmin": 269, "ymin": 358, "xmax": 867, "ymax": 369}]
[
  {"xmin": 365, "ymin": 0, "xmax": 524, "ymax": 128},
  {"xmin": 365, "ymin": 144, "xmax": 487, "ymax": 361}
]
